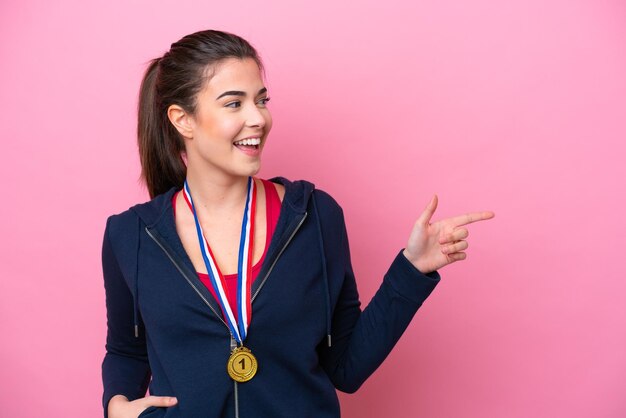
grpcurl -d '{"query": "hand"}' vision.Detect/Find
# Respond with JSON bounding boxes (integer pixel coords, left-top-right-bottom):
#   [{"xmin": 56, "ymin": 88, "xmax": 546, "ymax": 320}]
[
  {"xmin": 403, "ymin": 194, "xmax": 494, "ymax": 274},
  {"xmin": 108, "ymin": 394, "xmax": 178, "ymax": 418}
]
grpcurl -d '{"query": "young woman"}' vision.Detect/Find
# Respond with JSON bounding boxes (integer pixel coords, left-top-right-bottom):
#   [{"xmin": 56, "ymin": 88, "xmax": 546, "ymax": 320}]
[{"xmin": 101, "ymin": 29, "xmax": 494, "ymax": 418}]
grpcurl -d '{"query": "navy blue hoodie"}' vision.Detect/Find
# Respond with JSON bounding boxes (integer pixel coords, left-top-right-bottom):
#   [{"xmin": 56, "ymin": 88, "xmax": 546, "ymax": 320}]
[{"xmin": 101, "ymin": 177, "xmax": 441, "ymax": 418}]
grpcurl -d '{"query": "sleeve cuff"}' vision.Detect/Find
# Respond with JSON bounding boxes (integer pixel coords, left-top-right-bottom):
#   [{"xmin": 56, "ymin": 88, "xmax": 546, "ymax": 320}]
[{"xmin": 384, "ymin": 249, "xmax": 441, "ymax": 304}]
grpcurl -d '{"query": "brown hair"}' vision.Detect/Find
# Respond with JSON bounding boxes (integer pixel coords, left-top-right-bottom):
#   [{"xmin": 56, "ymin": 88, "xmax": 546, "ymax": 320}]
[{"xmin": 137, "ymin": 30, "xmax": 264, "ymax": 198}]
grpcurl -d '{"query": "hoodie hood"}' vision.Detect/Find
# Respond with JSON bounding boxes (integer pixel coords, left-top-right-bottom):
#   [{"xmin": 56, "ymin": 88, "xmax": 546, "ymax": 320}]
[{"xmin": 130, "ymin": 177, "xmax": 315, "ymax": 227}]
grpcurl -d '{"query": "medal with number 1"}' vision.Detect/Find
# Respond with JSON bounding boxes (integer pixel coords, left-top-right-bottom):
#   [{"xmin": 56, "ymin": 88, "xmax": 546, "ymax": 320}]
[{"xmin": 183, "ymin": 177, "xmax": 258, "ymax": 382}]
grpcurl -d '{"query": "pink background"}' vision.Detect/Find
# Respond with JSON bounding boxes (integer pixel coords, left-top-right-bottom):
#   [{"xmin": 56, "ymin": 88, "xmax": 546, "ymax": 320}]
[{"xmin": 1, "ymin": 0, "xmax": 625, "ymax": 417}]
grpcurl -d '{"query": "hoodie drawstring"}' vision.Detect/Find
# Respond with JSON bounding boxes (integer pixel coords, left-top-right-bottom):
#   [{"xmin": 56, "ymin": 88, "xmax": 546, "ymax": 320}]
[
  {"xmin": 312, "ymin": 192, "xmax": 332, "ymax": 347},
  {"xmin": 133, "ymin": 218, "xmax": 141, "ymax": 338}
]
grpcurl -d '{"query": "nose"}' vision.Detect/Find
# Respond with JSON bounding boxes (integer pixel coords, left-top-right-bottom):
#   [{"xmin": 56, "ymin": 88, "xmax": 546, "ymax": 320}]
[{"xmin": 244, "ymin": 102, "xmax": 266, "ymax": 129}]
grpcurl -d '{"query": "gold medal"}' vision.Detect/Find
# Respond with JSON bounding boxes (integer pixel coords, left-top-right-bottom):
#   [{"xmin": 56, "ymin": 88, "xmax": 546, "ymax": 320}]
[
  {"xmin": 227, "ymin": 346, "xmax": 258, "ymax": 382},
  {"xmin": 186, "ymin": 178, "xmax": 259, "ymax": 382}
]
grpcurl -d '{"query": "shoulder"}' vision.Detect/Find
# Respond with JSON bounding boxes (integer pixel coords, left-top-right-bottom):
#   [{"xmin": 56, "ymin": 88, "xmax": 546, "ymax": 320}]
[
  {"xmin": 103, "ymin": 209, "xmax": 141, "ymax": 262},
  {"xmin": 104, "ymin": 186, "xmax": 177, "ymax": 236},
  {"xmin": 310, "ymin": 186, "xmax": 347, "ymax": 234},
  {"xmin": 102, "ymin": 203, "xmax": 148, "ymax": 251},
  {"xmin": 105, "ymin": 206, "xmax": 141, "ymax": 237},
  {"xmin": 264, "ymin": 176, "xmax": 344, "ymax": 222},
  {"xmin": 311, "ymin": 188, "xmax": 342, "ymax": 213}
]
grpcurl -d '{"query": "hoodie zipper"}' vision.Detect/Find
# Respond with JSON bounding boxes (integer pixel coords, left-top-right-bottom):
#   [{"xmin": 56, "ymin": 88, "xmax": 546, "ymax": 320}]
[
  {"xmin": 145, "ymin": 226, "xmax": 229, "ymax": 328},
  {"xmin": 145, "ymin": 211, "xmax": 307, "ymax": 418},
  {"xmin": 231, "ymin": 335, "xmax": 240, "ymax": 418},
  {"xmin": 145, "ymin": 212, "xmax": 307, "ymax": 325},
  {"xmin": 252, "ymin": 212, "xmax": 307, "ymax": 302}
]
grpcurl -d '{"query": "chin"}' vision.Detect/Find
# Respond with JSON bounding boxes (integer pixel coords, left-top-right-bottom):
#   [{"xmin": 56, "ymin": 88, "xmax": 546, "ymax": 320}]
[
  {"xmin": 238, "ymin": 163, "xmax": 261, "ymax": 178},
  {"xmin": 249, "ymin": 165, "xmax": 262, "ymax": 177}
]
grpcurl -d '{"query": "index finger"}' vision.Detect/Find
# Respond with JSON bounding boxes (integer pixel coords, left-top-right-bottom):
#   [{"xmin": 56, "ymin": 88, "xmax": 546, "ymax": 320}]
[{"xmin": 448, "ymin": 211, "xmax": 495, "ymax": 227}]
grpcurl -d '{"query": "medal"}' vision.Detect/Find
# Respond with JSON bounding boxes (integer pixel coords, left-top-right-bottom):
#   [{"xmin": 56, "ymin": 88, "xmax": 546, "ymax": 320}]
[
  {"xmin": 227, "ymin": 346, "xmax": 258, "ymax": 382},
  {"xmin": 183, "ymin": 177, "xmax": 258, "ymax": 382}
]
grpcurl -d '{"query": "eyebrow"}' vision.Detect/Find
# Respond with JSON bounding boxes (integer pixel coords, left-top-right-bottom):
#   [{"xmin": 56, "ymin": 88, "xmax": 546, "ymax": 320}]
[{"xmin": 216, "ymin": 87, "xmax": 267, "ymax": 100}]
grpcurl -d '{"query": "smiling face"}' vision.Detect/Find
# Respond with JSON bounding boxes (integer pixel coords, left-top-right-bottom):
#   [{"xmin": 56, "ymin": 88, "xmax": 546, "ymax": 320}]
[{"xmin": 180, "ymin": 57, "xmax": 272, "ymax": 181}]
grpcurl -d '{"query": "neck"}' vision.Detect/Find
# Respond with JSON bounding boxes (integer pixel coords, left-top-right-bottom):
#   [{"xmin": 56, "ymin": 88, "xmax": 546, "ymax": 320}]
[{"xmin": 185, "ymin": 166, "xmax": 250, "ymax": 214}]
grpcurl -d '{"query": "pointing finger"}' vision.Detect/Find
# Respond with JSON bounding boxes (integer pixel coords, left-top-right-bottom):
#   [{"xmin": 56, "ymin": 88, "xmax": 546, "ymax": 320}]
[{"xmin": 448, "ymin": 211, "xmax": 495, "ymax": 227}]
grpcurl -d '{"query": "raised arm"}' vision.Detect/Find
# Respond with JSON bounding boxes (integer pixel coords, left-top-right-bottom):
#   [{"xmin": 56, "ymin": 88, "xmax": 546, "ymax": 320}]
[{"xmin": 317, "ymin": 193, "xmax": 494, "ymax": 392}]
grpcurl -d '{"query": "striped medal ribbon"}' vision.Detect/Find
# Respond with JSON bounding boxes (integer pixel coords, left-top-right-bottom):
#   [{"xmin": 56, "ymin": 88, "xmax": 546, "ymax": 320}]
[{"xmin": 183, "ymin": 177, "xmax": 256, "ymax": 347}]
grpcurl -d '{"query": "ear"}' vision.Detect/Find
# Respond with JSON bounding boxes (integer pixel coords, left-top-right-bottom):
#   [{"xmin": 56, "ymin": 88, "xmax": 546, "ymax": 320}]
[{"xmin": 167, "ymin": 104, "xmax": 194, "ymax": 139}]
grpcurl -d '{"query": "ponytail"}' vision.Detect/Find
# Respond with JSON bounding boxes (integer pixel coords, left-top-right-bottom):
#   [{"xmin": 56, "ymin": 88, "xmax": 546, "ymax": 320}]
[
  {"xmin": 137, "ymin": 58, "xmax": 186, "ymax": 199},
  {"xmin": 136, "ymin": 30, "xmax": 264, "ymax": 199}
]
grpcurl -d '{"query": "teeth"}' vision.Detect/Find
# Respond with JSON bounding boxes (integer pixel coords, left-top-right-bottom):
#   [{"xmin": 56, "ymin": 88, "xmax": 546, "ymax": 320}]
[{"xmin": 234, "ymin": 137, "xmax": 261, "ymax": 146}]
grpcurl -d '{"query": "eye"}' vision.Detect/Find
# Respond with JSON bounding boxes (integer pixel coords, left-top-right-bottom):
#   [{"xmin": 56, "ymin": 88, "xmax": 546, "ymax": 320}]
[
  {"xmin": 258, "ymin": 97, "xmax": 271, "ymax": 106},
  {"xmin": 225, "ymin": 101, "xmax": 241, "ymax": 108}
]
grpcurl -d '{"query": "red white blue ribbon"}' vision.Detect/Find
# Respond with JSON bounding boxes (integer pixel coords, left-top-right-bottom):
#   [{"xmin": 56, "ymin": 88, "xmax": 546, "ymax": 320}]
[{"xmin": 183, "ymin": 177, "xmax": 256, "ymax": 344}]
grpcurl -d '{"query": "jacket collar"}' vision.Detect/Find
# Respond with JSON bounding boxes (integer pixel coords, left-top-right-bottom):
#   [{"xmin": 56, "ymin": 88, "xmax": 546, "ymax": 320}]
[{"xmin": 130, "ymin": 176, "xmax": 314, "ymax": 228}]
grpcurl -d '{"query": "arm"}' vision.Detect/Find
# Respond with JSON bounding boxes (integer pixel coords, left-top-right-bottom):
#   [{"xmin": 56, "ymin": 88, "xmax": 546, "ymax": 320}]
[
  {"xmin": 317, "ymin": 193, "xmax": 494, "ymax": 392},
  {"xmin": 101, "ymin": 216, "xmax": 151, "ymax": 417},
  {"xmin": 318, "ymin": 205, "xmax": 440, "ymax": 393}
]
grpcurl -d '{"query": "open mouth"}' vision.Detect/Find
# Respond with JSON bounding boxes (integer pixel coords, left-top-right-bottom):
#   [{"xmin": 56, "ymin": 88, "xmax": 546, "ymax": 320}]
[{"xmin": 233, "ymin": 137, "xmax": 261, "ymax": 152}]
